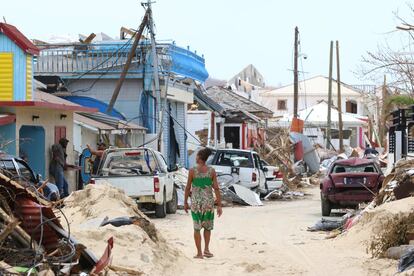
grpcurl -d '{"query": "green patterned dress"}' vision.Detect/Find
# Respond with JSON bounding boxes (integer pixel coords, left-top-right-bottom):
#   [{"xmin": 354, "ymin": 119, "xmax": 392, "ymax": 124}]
[{"xmin": 191, "ymin": 166, "xmax": 215, "ymax": 231}]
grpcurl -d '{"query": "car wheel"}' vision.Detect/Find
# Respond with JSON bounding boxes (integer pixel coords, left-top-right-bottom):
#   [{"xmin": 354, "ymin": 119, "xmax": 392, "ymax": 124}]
[
  {"xmin": 166, "ymin": 187, "xmax": 178, "ymax": 214},
  {"xmin": 321, "ymin": 193, "xmax": 331, "ymax": 217},
  {"xmin": 155, "ymin": 190, "xmax": 167, "ymax": 218}
]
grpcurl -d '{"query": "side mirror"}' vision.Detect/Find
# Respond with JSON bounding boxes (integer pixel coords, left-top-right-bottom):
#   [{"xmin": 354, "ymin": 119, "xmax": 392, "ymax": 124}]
[{"xmin": 262, "ymin": 167, "xmax": 268, "ymax": 172}]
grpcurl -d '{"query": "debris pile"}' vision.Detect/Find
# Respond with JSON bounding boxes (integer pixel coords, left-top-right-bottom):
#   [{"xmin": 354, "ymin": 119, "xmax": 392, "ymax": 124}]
[
  {"xmin": 0, "ymin": 171, "xmax": 97, "ymax": 275},
  {"xmin": 375, "ymin": 159, "xmax": 414, "ymax": 205},
  {"xmin": 62, "ymin": 183, "xmax": 179, "ymax": 275}
]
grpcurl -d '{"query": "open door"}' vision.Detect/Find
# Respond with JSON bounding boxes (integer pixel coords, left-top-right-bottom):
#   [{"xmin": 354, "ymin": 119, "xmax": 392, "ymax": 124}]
[{"xmin": 79, "ymin": 148, "xmax": 93, "ymax": 186}]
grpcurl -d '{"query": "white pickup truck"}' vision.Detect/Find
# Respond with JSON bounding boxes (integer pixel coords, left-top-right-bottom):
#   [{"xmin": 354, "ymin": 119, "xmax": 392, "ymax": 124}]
[{"xmin": 91, "ymin": 147, "xmax": 178, "ymax": 218}]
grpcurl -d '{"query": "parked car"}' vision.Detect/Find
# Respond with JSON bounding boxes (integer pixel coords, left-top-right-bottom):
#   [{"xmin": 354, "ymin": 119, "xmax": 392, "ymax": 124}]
[
  {"xmin": 0, "ymin": 152, "xmax": 59, "ymax": 201},
  {"xmin": 320, "ymin": 157, "xmax": 384, "ymax": 216},
  {"xmin": 210, "ymin": 149, "xmax": 267, "ymax": 194},
  {"xmin": 260, "ymin": 160, "xmax": 284, "ymax": 191},
  {"xmin": 90, "ymin": 147, "xmax": 178, "ymax": 218}
]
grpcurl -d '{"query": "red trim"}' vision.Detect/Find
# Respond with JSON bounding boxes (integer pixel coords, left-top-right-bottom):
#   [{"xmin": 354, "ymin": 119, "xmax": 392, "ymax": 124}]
[
  {"xmin": 0, "ymin": 101, "xmax": 97, "ymax": 112},
  {"xmin": 0, "ymin": 23, "xmax": 40, "ymax": 55},
  {"xmin": 241, "ymin": 123, "xmax": 246, "ymax": 149},
  {"xmin": 0, "ymin": 114, "xmax": 16, "ymax": 126}
]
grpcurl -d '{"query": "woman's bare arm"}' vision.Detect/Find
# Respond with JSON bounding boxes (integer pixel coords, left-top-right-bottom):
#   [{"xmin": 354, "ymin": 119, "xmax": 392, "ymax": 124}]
[
  {"xmin": 211, "ymin": 169, "xmax": 223, "ymax": 217},
  {"xmin": 184, "ymin": 169, "xmax": 193, "ymax": 213}
]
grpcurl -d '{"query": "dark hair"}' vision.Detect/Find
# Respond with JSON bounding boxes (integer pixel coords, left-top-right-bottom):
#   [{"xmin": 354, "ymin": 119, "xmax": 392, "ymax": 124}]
[{"xmin": 197, "ymin": 148, "xmax": 212, "ymax": 162}]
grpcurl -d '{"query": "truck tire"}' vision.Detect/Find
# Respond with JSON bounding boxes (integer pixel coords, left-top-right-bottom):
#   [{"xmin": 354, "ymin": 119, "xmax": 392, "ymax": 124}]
[
  {"xmin": 321, "ymin": 194, "xmax": 331, "ymax": 217},
  {"xmin": 166, "ymin": 187, "xmax": 178, "ymax": 214},
  {"xmin": 155, "ymin": 190, "xmax": 167, "ymax": 218}
]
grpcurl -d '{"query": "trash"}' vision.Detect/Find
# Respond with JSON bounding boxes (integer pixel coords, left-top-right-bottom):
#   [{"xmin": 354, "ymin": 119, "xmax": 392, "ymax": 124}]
[
  {"xmin": 0, "ymin": 171, "xmax": 97, "ymax": 274},
  {"xmin": 231, "ymin": 184, "xmax": 263, "ymax": 206},
  {"xmin": 386, "ymin": 245, "xmax": 414, "ymax": 260},
  {"xmin": 307, "ymin": 218, "xmax": 344, "ymax": 232},
  {"xmin": 399, "ymin": 248, "xmax": 414, "ymax": 273}
]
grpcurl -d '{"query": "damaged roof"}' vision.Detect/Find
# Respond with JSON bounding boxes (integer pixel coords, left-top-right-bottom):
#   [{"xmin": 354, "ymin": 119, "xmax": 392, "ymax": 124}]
[
  {"xmin": 0, "ymin": 23, "xmax": 40, "ymax": 55},
  {"xmin": 205, "ymin": 86, "xmax": 273, "ymax": 117}
]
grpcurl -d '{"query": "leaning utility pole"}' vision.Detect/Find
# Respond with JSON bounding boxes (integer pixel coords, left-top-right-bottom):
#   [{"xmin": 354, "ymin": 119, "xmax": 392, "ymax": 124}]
[
  {"xmin": 336, "ymin": 40, "xmax": 344, "ymax": 152},
  {"xmin": 107, "ymin": 8, "xmax": 150, "ymax": 113},
  {"xmin": 326, "ymin": 41, "xmax": 334, "ymax": 149},
  {"xmin": 146, "ymin": 1, "xmax": 162, "ymax": 151},
  {"xmin": 293, "ymin": 27, "xmax": 299, "ymax": 118}
]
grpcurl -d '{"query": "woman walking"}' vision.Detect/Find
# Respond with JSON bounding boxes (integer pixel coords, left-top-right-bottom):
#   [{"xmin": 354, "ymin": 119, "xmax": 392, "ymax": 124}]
[{"xmin": 184, "ymin": 148, "xmax": 222, "ymax": 259}]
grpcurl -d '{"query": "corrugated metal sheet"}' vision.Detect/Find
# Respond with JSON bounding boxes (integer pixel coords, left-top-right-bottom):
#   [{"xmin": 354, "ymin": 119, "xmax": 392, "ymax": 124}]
[
  {"xmin": 0, "ymin": 52, "xmax": 13, "ymax": 100},
  {"xmin": 26, "ymin": 55, "xmax": 32, "ymax": 100}
]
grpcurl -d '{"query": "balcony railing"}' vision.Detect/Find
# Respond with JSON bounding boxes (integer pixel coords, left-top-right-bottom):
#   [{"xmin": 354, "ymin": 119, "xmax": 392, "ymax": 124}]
[{"xmin": 35, "ymin": 42, "xmax": 209, "ymax": 82}]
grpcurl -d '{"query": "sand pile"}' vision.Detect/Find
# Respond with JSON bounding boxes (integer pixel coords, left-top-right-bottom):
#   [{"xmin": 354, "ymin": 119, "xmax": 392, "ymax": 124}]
[
  {"xmin": 61, "ymin": 183, "xmax": 180, "ymax": 275},
  {"xmin": 336, "ymin": 197, "xmax": 414, "ymax": 257}
]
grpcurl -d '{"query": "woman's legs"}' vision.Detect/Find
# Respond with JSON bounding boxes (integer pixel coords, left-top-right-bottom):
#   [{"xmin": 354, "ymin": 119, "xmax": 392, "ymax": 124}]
[
  {"xmin": 203, "ymin": 230, "xmax": 214, "ymax": 257},
  {"xmin": 194, "ymin": 230, "xmax": 203, "ymax": 258}
]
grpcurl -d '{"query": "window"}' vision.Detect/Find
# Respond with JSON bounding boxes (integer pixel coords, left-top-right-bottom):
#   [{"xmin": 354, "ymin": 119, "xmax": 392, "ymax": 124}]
[
  {"xmin": 16, "ymin": 160, "xmax": 35, "ymax": 181},
  {"xmin": 346, "ymin": 101, "xmax": 358, "ymax": 114},
  {"xmin": 253, "ymin": 154, "xmax": 262, "ymax": 170},
  {"xmin": 215, "ymin": 151, "xmax": 253, "ymax": 168},
  {"xmin": 55, "ymin": 126, "xmax": 67, "ymax": 144},
  {"xmin": 277, "ymin": 100, "xmax": 287, "ymax": 110},
  {"xmin": 100, "ymin": 149, "xmax": 158, "ymax": 176},
  {"xmin": 331, "ymin": 164, "xmax": 377, "ymax": 174}
]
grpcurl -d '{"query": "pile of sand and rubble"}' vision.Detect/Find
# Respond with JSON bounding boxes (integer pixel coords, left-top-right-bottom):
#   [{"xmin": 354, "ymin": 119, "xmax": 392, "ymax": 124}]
[
  {"xmin": 336, "ymin": 196, "xmax": 414, "ymax": 258},
  {"xmin": 61, "ymin": 183, "xmax": 181, "ymax": 275}
]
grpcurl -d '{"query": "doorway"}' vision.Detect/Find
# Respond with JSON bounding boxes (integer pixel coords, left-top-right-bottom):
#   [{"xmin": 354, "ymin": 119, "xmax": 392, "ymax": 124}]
[
  {"xmin": 19, "ymin": 125, "xmax": 45, "ymax": 176},
  {"xmin": 224, "ymin": 126, "xmax": 240, "ymax": 149}
]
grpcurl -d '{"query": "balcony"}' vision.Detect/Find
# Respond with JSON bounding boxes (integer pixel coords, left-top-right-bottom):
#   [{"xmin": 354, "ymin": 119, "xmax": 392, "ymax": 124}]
[{"xmin": 34, "ymin": 42, "xmax": 209, "ymax": 83}]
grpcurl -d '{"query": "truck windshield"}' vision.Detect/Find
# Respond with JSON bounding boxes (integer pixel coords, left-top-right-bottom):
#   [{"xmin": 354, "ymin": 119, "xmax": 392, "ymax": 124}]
[
  {"xmin": 100, "ymin": 149, "xmax": 158, "ymax": 176},
  {"xmin": 215, "ymin": 151, "xmax": 253, "ymax": 168}
]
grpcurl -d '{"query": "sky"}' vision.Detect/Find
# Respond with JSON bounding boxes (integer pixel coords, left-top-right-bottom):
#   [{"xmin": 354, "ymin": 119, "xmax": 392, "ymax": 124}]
[{"xmin": 1, "ymin": 0, "xmax": 412, "ymax": 86}]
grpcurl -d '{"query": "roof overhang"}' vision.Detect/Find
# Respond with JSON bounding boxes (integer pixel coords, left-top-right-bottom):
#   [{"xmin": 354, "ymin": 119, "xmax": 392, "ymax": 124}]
[
  {"xmin": 0, "ymin": 101, "xmax": 97, "ymax": 112},
  {"xmin": 0, "ymin": 23, "xmax": 40, "ymax": 55},
  {"xmin": 0, "ymin": 114, "xmax": 16, "ymax": 126}
]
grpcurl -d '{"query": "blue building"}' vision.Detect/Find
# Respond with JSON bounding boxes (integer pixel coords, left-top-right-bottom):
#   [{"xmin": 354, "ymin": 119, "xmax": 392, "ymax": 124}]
[{"xmin": 35, "ymin": 37, "xmax": 208, "ymax": 168}]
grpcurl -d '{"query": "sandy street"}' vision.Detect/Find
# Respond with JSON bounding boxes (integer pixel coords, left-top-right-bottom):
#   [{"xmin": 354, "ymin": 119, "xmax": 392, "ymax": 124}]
[{"xmin": 153, "ymin": 187, "xmax": 395, "ymax": 276}]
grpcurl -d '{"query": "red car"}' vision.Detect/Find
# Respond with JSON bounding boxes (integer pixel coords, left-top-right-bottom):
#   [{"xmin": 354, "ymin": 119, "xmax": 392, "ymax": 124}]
[{"xmin": 320, "ymin": 158, "xmax": 384, "ymax": 216}]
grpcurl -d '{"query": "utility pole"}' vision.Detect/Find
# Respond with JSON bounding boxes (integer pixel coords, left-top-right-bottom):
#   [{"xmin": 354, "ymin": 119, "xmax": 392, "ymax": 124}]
[
  {"xmin": 146, "ymin": 0, "xmax": 162, "ymax": 151},
  {"xmin": 293, "ymin": 26, "xmax": 299, "ymax": 117},
  {"xmin": 107, "ymin": 8, "xmax": 150, "ymax": 113},
  {"xmin": 326, "ymin": 41, "xmax": 333, "ymax": 149},
  {"xmin": 336, "ymin": 40, "xmax": 344, "ymax": 152},
  {"xmin": 380, "ymin": 75, "xmax": 387, "ymax": 147}
]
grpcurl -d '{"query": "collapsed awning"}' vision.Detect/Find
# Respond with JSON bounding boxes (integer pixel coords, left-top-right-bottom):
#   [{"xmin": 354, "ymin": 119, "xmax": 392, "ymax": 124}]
[
  {"xmin": 0, "ymin": 114, "xmax": 16, "ymax": 126},
  {"xmin": 75, "ymin": 113, "xmax": 146, "ymax": 134}
]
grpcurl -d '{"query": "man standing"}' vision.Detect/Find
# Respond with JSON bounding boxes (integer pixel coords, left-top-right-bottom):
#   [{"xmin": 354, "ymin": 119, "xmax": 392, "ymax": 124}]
[
  {"xmin": 87, "ymin": 142, "xmax": 106, "ymax": 175},
  {"xmin": 50, "ymin": 138, "xmax": 78, "ymax": 198}
]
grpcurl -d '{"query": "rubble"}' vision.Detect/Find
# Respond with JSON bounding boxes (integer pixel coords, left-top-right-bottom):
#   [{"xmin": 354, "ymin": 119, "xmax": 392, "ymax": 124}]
[
  {"xmin": 0, "ymin": 171, "xmax": 97, "ymax": 274},
  {"xmin": 61, "ymin": 183, "xmax": 179, "ymax": 275}
]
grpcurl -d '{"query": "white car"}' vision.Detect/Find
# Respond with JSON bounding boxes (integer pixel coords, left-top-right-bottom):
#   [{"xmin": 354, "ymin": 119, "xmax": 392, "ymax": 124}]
[
  {"xmin": 91, "ymin": 147, "xmax": 177, "ymax": 218},
  {"xmin": 261, "ymin": 160, "xmax": 284, "ymax": 191},
  {"xmin": 210, "ymin": 149, "xmax": 267, "ymax": 194}
]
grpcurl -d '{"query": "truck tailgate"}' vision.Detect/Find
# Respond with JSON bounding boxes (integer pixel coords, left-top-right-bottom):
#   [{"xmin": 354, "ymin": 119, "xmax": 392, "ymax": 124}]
[{"xmin": 94, "ymin": 177, "xmax": 154, "ymax": 197}]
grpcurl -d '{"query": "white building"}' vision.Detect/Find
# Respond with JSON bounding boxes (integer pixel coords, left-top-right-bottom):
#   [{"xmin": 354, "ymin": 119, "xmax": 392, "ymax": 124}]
[{"xmin": 257, "ymin": 75, "xmax": 377, "ymax": 119}]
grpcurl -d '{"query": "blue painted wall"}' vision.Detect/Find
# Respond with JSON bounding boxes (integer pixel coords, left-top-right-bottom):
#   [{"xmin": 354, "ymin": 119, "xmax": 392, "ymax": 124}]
[
  {"xmin": 0, "ymin": 33, "xmax": 27, "ymax": 101},
  {"xmin": 19, "ymin": 125, "xmax": 45, "ymax": 176},
  {"xmin": 0, "ymin": 123, "xmax": 16, "ymax": 155}
]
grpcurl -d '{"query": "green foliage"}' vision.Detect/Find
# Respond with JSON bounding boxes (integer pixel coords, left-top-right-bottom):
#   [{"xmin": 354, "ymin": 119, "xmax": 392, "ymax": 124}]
[{"xmin": 386, "ymin": 95, "xmax": 414, "ymax": 107}]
